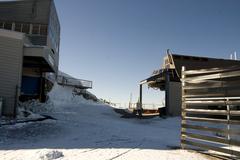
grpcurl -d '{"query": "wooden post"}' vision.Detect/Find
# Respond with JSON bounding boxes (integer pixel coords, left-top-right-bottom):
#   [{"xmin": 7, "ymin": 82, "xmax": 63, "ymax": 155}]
[{"xmin": 181, "ymin": 66, "xmax": 186, "ymax": 149}]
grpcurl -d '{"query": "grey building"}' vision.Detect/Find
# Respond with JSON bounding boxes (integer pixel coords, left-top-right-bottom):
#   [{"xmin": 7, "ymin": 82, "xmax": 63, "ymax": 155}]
[
  {"xmin": 0, "ymin": 0, "xmax": 60, "ymax": 117},
  {"xmin": 140, "ymin": 51, "xmax": 240, "ymax": 116}
]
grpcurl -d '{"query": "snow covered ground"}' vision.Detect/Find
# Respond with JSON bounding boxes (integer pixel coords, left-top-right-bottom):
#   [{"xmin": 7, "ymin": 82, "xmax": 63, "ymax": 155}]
[{"xmin": 0, "ymin": 84, "xmax": 215, "ymax": 160}]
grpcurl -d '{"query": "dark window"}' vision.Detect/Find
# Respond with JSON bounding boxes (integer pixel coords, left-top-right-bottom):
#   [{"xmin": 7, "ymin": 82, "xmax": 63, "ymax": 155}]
[
  {"xmin": 0, "ymin": 22, "xmax": 3, "ymax": 28},
  {"xmin": 201, "ymin": 58, "xmax": 208, "ymax": 61},
  {"xmin": 173, "ymin": 55, "xmax": 181, "ymax": 59},
  {"xmin": 4, "ymin": 22, "xmax": 12, "ymax": 30},
  {"xmin": 15, "ymin": 23, "xmax": 22, "ymax": 32},
  {"xmin": 193, "ymin": 57, "xmax": 200, "ymax": 61},
  {"xmin": 32, "ymin": 24, "xmax": 40, "ymax": 34},
  {"xmin": 183, "ymin": 56, "xmax": 190, "ymax": 60},
  {"xmin": 40, "ymin": 25, "xmax": 48, "ymax": 35},
  {"xmin": 22, "ymin": 24, "xmax": 30, "ymax": 34}
]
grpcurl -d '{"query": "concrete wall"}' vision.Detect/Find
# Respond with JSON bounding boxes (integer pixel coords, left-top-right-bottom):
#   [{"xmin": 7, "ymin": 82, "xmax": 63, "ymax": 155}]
[
  {"xmin": 0, "ymin": 30, "xmax": 24, "ymax": 116},
  {"xmin": 166, "ymin": 81, "xmax": 182, "ymax": 116}
]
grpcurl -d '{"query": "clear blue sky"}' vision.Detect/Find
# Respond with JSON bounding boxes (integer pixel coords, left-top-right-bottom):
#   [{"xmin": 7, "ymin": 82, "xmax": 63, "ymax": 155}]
[{"xmin": 55, "ymin": 0, "xmax": 240, "ymax": 105}]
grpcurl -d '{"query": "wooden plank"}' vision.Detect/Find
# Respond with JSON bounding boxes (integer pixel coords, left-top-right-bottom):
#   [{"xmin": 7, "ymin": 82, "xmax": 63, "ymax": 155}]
[
  {"xmin": 184, "ymin": 90, "xmax": 240, "ymax": 98},
  {"xmin": 185, "ymin": 100, "xmax": 240, "ymax": 106},
  {"xmin": 184, "ymin": 109, "xmax": 227, "ymax": 115},
  {"xmin": 183, "ymin": 81, "xmax": 240, "ymax": 90},
  {"xmin": 230, "ymin": 111, "xmax": 240, "ymax": 116},
  {"xmin": 182, "ymin": 132, "xmax": 240, "ymax": 147},
  {"xmin": 182, "ymin": 132, "xmax": 229, "ymax": 145},
  {"xmin": 182, "ymin": 124, "xmax": 240, "ymax": 135},
  {"xmin": 183, "ymin": 70, "xmax": 240, "ymax": 82},
  {"xmin": 185, "ymin": 97, "xmax": 240, "ymax": 101},
  {"xmin": 184, "ymin": 82, "xmax": 240, "ymax": 89},
  {"xmin": 183, "ymin": 93, "xmax": 240, "ymax": 98},
  {"xmin": 181, "ymin": 139, "xmax": 240, "ymax": 157},
  {"xmin": 183, "ymin": 67, "xmax": 240, "ymax": 76},
  {"xmin": 184, "ymin": 117, "xmax": 228, "ymax": 124},
  {"xmin": 183, "ymin": 117, "xmax": 240, "ymax": 125}
]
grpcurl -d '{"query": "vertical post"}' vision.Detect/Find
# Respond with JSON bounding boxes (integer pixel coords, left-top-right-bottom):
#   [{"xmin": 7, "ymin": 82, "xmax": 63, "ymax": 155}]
[
  {"xmin": 226, "ymin": 98, "xmax": 231, "ymax": 151},
  {"xmin": 0, "ymin": 97, "xmax": 2, "ymax": 127},
  {"xmin": 128, "ymin": 93, "xmax": 132, "ymax": 109},
  {"xmin": 181, "ymin": 66, "xmax": 186, "ymax": 149},
  {"xmin": 165, "ymin": 69, "xmax": 170, "ymax": 115},
  {"xmin": 139, "ymin": 84, "xmax": 143, "ymax": 110},
  {"xmin": 13, "ymin": 85, "xmax": 19, "ymax": 118}
]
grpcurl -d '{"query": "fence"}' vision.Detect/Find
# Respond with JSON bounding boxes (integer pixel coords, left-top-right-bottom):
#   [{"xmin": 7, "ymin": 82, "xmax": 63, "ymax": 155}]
[
  {"xmin": 129, "ymin": 103, "xmax": 163, "ymax": 110},
  {"xmin": 181, "ymin": 66, "xmax": 240, "ymax": 159},
  {"xmin": 57, "ymin": 75, "xmax": 92, "ymax": 89}
]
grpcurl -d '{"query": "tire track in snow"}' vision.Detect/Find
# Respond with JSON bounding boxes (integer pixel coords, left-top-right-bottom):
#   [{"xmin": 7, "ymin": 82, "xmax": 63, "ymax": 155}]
[
  {"xmin": 106, "ymin": 140, "xmax": 144, "ymax": 160},
  {"xmin": 80, "ymin": 148, "xmax": 98, "ymax": 153}
]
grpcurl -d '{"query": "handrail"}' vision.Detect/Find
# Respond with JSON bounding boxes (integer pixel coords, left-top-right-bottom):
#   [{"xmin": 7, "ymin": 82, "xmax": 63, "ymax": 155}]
[
  {"xmin": 57, "ymin": 75, "xmax": 92, "ymax": 89},
  {"xmin": 129, "ymin": 103, "xmax": 164, "ymax": 110}
]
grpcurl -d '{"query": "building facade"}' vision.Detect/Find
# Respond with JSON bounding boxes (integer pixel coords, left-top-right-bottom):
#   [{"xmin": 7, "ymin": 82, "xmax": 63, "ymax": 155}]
[
  {"xmin": 0, "ymin": 0, "xmax": 60, "ymax": 116},
  {"xmin": 140, "ymin": 51, "xmax": 240, "ymax": 116}
]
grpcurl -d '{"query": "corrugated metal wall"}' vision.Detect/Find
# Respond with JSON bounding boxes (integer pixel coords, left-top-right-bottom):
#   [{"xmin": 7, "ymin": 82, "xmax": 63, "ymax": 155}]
[{"xmin": 0, "ymin": 31, "xmax": 24, "ymax": 116}]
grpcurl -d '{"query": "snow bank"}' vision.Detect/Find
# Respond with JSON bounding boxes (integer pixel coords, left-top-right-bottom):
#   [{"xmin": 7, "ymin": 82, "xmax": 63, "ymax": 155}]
[
  {"xmin": 18, "ymin": 100, "xmax": 55, "ymax": 115},
  {"xmin": 48, "ymin": 82, "xmax": 97, "ymax": 105}
]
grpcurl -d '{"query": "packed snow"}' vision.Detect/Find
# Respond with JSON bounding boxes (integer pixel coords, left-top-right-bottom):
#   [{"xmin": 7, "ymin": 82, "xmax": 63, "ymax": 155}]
[{"xmin": 0, "ymin": 83, "xmax": 215, "ymax": 160}]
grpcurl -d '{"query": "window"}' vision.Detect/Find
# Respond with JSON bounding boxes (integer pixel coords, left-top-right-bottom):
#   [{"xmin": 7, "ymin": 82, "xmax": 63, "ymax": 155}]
[
  {"xmin": 22, "ymin": 24, "xmax": 30, "ymax": 34},
  {"xmin": 15, "ymin": 23, "xmax": 22, "ymax": 32},
  {"xmin": 4, "ymin": 22, "xmax": 12, "ymax": 30},
  {"xmin": 32, "ymin": 24, "xmax": 40, "ymax": 34},
  {"xmin": 0, "ymin": 22, "xmax": 3, "ymax": 28},
  {"xmin": 40, "ymin": 25, "xmax": 48, "ymax": 35}
]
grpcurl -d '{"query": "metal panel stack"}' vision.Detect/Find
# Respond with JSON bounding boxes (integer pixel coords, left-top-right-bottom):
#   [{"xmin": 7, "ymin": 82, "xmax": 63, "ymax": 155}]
[{"xmin": 181, "ymin": 66, "xmax": 240, "ymax": 159}]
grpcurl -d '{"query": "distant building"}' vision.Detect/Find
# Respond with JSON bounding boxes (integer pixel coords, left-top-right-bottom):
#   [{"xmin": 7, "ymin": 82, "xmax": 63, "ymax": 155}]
[
  {"xmin": 140, "ymin": 51, "xmax": 240, "ymax": 116},
  {"xmin": 0, "ymin": 0, "xmax": 60, "ymax": 117}
]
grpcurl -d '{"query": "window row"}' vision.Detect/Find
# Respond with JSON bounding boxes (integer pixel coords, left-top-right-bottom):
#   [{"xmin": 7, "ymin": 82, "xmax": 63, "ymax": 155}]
[{"xmin": 0, "ymin": 22, "xmax": 48, "ymax": 35}]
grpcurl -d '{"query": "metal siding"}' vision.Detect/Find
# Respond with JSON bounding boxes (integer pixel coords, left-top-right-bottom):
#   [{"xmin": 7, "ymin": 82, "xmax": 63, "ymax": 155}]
[{"xmin": 0, "ymin": 35, "xmax": 23, "ymax": 116}]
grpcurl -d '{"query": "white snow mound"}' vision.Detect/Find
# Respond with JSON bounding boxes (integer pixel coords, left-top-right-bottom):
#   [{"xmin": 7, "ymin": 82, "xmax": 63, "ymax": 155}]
[{"xmin": 48, "ymin": 82, "xmax": 97, "ymax": 105}]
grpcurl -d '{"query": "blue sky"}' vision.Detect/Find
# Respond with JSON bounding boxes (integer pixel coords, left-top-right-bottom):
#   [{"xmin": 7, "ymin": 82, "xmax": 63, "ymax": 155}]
[{"xmin": 55, "ymin": 0, "xmax": 240, "ymax": 105}]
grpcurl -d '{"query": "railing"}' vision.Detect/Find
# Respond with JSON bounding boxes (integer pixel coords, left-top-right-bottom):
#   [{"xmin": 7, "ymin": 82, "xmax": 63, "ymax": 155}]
[
  {"xmin": 152, "ymin": 69, "xmax": 164, "ymax": 75},
  {"xmin": 0, "ymin": 21, "xmax": 48, "ymax": 36},
  {"xmin": 129, "ymin": 103, "xmax": 163, "ymax": 110},
  {"xmin": 57, "ymin": 75, "xmax": 92, "ymax": 89},
  {"xmin": 181, "ymin": 66, "xmax": 240, "ymax": 159},
  {"xmin": 45, "ymin": 73, "xmax": 56, "ymax": 83}
]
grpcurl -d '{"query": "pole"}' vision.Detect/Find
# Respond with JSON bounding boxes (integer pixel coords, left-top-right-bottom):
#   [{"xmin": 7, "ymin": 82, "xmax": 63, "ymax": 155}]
[
  {"xmin": 139, "ymin": 84, "xmax": 142, "ymax": 110},
  {"xmin": 165, "ymin": 69, "xmax": 170, "ymax": 115}
]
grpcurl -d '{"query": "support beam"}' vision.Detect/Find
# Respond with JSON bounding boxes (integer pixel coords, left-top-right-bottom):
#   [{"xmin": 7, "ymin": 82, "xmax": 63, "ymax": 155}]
[
  {"xmin": 139, "ymin": 84, "xmax": 143, "ymax": 110},
  {"xmin": 165, "ymin": 69, "xmax": 170, "ymax": 115}
]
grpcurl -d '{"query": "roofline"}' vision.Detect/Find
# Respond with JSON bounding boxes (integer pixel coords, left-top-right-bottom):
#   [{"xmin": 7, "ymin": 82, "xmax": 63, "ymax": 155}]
[{"xmin": 170, "ymin": 53, "xmax": 240, "ymax": 62}]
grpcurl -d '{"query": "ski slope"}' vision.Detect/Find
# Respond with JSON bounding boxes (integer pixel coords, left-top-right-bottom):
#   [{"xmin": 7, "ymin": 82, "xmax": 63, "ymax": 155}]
[{"xmin": 0, "ymin": 84, "xmax": 215, "ymax": 160}]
